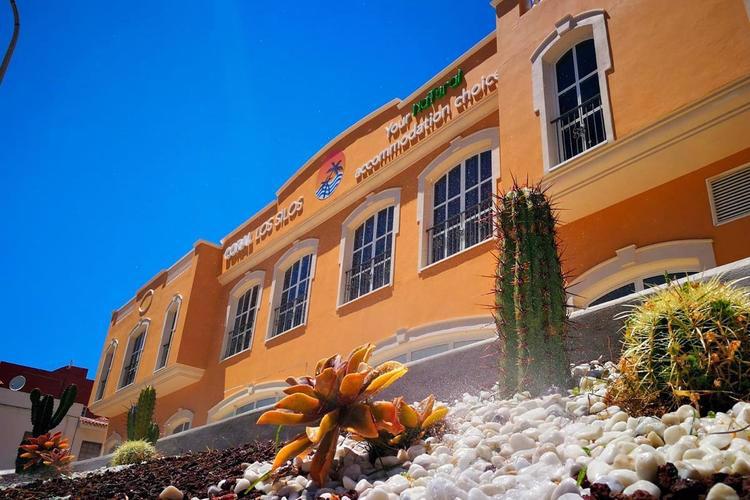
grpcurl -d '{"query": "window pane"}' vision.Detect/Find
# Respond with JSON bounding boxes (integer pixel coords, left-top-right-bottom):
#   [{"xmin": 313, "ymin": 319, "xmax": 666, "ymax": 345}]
[
  {"xmin": 480, "ymin": 151, "xmax": 492, "ymax": 180},
  {"xmin": 465, "ymin": 155, "xmax": 479, "ymax": 188},
  {"xmin": 575, "ymin": 39, "xmax": 597, "ymax": 77},
  {"xmin": 434, "ymin": 176, "xmax": 446, "ymax": 205},
  {"xmin": 589, "ymin": 283, "xmax": 636, "ymax": 307},
  {"xmin": 386, "ymin": 206, "xmax": 394, "ymax": 232},
  {"xmin": 433, "ymin": 205, "xmax": 446, "ymax": 225},
  {"xmin": 448, "ymin": 166, "xmax": 461, "ymax": 198},
  {"xmin": 480, "ymin": 181, "xmax": 492, "ymax": 202},
  {"xmin": 447, "ymin": 198, "xmax": 461, "ymax": 219},
  {"xmin": 376, "ymin": 210, "xmax": 387, "ymax": 237},
  {"xmin": 354, "ymin": 225, "xmax": 364, "ymax": 249},
  {"xmin": 364, "ymin": 217, "xmax": 374, "ymax": 244},
  {"xmin": 556, "ymin": 48, "xmax": 575, "ymax": 91},
  {"xmin": 465, "ymin": 187, "xmax": 478, "ymax": 208},
  {"xmin": 580, "ymin": 74, "xmax": 601, "ymax": 103},
  {"xmin": 557, "ymin": 87, "xmax": 578, "ymax": 115}
]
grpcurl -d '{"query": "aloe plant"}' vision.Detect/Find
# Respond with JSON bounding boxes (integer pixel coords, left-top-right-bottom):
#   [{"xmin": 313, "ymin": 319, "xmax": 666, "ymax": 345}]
[
  {"xmin": 257, "ymin": 344, "xmax": 408, "ymax": 485},
  {"xmin": 18, "ymin": 431, "xmax": 74, "ymax": 474},
  {"xmin": 495, "ymin": 183, "xmax": 570, "ymax": 395},
  {"xmin": 127, "ymin": 386, "xmax": 160, "ymax": 444}
]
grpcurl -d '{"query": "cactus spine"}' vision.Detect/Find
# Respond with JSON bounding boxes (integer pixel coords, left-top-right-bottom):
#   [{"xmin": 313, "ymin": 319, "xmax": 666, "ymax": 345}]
[
  {"xmin": 127, "ymin": 386, "xmax": 159, "ymax": 444},
  {"xmin": 30, "ymin": 384, "xmax": 78, "ymax": 436},
  {"xmin": 495, "ymin": 184, "xmax": 570, "ymax": 396}
]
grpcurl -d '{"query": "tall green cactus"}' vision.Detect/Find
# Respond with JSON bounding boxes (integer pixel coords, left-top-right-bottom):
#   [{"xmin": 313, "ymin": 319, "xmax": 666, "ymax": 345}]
[
  {"xmin": 127, "ymin": 386, "xmax": 160, "ymax": 444},
  {"xmin": 30, "ymin": 384, "xmax": 78, "ymax": 436},
  {"xmin": 495, "ymin": 184, "xmax": 571, "ymax": 396},
  {"xmin": 17, "ymin": 384, "xmax": 78, "ymax": 472}
]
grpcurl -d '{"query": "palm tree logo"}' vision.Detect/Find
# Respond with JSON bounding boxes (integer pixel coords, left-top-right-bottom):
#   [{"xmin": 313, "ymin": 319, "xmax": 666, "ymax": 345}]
[{"xmin": 316, "ymin": 152, "xmax": 345, "ymax": 200}]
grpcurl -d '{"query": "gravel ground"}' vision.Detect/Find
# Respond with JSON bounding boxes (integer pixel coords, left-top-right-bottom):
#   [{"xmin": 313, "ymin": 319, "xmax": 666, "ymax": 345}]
[{"xmin": 0, "ymin": 441, "xmax": 275, "ymax": 499}]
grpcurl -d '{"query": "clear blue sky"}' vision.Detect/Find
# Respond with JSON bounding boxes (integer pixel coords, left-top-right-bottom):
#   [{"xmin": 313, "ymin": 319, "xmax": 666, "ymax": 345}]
[{"xmin": 0, "ymin": 1, "xmax": 495, "ymax": 376}]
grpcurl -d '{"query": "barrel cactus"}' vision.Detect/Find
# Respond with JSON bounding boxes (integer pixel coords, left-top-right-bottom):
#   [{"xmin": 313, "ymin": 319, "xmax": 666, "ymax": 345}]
[
  {"xmin": 127, "ymin": 386, "xmax": 160, "ymax": 444},
  {"xmin": 607, "ymin": 277, "xmax": 750, "ymax": 415},
  {"xmin": 495, "ymin": 183, "xmax": 571, "ymax": 396}
]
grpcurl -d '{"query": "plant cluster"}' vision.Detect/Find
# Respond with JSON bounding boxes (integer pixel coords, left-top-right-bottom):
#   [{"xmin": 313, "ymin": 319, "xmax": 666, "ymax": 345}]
[
  {"xmin": 18, "ymin": 432, "xmax": 74, "ymax": 474},
  {"xmin": 257, "ymin": 343, "xmax": 447, "ymax": 485},
  {"xmin": 110, "ymin": 439, "xmax": 158, "ymax": 466},
  {"xmin": 127, "ymin": 385, "xmax": 160, "ymax": 444},
  {"xmin": 606, "ymin": 277, "xmax": 750, "ymax": 415},
  {"xmin": 494, "ymin": 183, "xmax": 571, "ymax": 396},
  {"xmin": 15, "ymin": 384, "xmax": 78, "ymax": 473}
]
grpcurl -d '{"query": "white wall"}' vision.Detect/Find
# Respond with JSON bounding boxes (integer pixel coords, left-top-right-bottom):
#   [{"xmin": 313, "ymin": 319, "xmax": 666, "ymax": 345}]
[{"xmin": 0, "ymin": 387, "xmax": 102, "ymax": 470}]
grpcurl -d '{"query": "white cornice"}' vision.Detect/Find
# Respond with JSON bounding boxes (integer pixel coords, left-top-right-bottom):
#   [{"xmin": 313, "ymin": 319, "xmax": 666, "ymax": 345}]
[
  {"xmin": 89, "ymin": 363, "xmax": 204, "ymax": 418},
  {"xmin": 218, "ymin": 95, "xmax": 499, "ymax": 286}
]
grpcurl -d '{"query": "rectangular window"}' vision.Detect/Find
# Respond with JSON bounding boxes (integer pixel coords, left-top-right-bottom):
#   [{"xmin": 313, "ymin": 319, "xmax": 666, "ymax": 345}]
[
  {"xmin": 120, "ymin": 332, "xmax": 145, "ymax": 388},
  {"xmin": 156, "ymin": 305, "xmax": 179, "ymax": 369},
  {"xmin": 78, "ymin": 440, "xmax": 102, "ymax": 461},
  {"xmin": 224, "ymin": 285, "xmax": 260, "ymax": 358},
  {"xmin": 428, "ymin": 150, "xmax": 493, "ymax": 264},
  {"xmin": 345, "ymin": 206, "xmax": 395, "ymax": 303},
  {"xmin": 272, "ymin": 255, "xmax": 313, "ymax": 336}
]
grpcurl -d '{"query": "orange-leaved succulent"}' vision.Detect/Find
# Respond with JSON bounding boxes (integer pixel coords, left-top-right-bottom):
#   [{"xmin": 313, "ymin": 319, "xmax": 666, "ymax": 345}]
[
  {"xmin": 18, "ymin": 432, "xmax": 74, "ymax": 473},
  {"xmin": 392, "ymin": 394, "xmax": 448, "ymax": 445},
  {"xmin": 257, "ymin": 343, "xmax": 408, "ymax": 485}
]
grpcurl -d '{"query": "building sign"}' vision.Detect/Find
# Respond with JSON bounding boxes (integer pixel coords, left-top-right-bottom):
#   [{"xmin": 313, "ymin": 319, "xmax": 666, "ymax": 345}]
[
  {"xmin": 355, "ymin": 70, "xmax": 498, "ymax": 180},
  {"xmin": 315, "ymin": 151, "xmax": 345, "ymax": 200},
  {"xmin": 412, "ymin": 68, "xmax": 463, "ymax": 116},
  {"xmin": 223, "ymin": 197, "xmax": 304, "ymax": 260}
]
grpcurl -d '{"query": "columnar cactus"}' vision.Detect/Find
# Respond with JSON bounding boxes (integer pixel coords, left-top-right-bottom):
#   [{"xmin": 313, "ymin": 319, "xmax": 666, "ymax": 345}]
[
  {"xmin": 30, "ymin": 384, "xmax": 78, "ymax": 436},
  {"xmin": 126, "ymin": 386, "xmax": 160, "ymax": 444},
  {"xmin": 495, "ymin": 184, "xmax": 571, "ymax": 396}
]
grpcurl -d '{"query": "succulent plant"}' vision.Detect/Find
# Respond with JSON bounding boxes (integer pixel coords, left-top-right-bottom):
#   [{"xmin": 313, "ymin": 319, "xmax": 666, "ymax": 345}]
[
  {"xmin": 257, "ymin": 343, "xmax": 408, "ymax": 485},
  {"xmin": 18, "ymin": 432, "xmax": 74, "ymax": 474},
  {"xmin": 607, "ymin": 277, "xmax": 750, "ymax": 415},
  {"xmin": 30, "ymin": 384, "xmax": 77, "ymax": 437},
  {"xmin": 495, "ymin": 183, "xmax": 571, "ymax": 396},
  {"xmin": 110, "ymin": 439, "xmax": 158, "ymax": 466},
  {"xmin": 367, "ymin": 394, "xmax": 448, "ymax": 461},
  {"xmin": 127, "ymin": 386, "xmax": 160, "ymax": 444}
]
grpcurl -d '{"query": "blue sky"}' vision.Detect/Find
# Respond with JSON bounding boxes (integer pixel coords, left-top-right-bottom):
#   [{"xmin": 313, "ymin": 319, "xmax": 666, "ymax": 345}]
[{"xmin": 0, "ymin": 1, "xmax": 495, "ymax": 376}]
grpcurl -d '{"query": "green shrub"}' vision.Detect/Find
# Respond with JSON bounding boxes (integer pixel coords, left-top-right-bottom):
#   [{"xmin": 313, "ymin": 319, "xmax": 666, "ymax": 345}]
[
  {"xmin": 110, "ymin": 440, "xmax": 158, "ymax": 466},
  {"xmin": 607, "ymin": 277, "xmax": 750, "ymax": 415}
]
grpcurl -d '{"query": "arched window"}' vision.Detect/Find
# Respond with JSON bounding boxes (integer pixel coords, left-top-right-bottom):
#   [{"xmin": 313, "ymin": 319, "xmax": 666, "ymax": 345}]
[
  {"xmin": 337, "ymin": 189, "xmax": 401, "ymax": 307},
  {"xmin": 164, "ymin": 408, "xmax": 194, "ymax": 435},
  {"xmin": 416, "ymin": 128, "xmax": 499, "ymax": 270},
  {"xmin": 95, "ymin": 341, "xmax": 117, "ymax": 401},
  {"xmin": 155, "ymin": 296, "xmax": 181, "ymax": 370},
  {"xmin": 119, "ymin": 321, "xmax": 149, "ymax": 389},
  {"xmin": 568, "ymin": 239, "xmax": 716, "ymax": 308},
  {"xmin": 223, "ymin": 272, "xmax": 263, "ymax": 359},
  {"xmin": 530, "ymin": 10, "xmax": 614, "ymax": 171},
  {"xmin": 553, "ymin": 39, "xmax": 605, "ymax": 162},
  {"xmin": 267, "ymin": 239, "xmax": 318, "ymax": 339},
  {"xmin": 172, "ymin": 422, "xmax": 191, "ymax": 434}
]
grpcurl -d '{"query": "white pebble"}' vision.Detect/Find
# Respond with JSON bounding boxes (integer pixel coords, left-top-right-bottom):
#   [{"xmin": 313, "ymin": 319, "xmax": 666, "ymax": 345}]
[
  {"xmin": 623, "ymin": 480, "xmax": 660, "ymax": 497},
  {"xmin": 706, "ymin": 482, "xmax": 739, "ymax": 500}
]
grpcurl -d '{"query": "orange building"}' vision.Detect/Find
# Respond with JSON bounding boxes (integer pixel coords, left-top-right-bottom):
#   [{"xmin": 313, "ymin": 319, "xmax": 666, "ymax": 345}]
[{"xmin": 89, "ymin": 0, "xmax": 750, "ymax": 450}]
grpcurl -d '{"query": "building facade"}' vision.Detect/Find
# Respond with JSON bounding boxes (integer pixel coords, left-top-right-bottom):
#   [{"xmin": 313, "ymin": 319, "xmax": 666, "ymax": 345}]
[
  {"xmin": 0, "ymin": 362, "xmax": 108, "ymax": 469},
  {"xmin": 89, "ymin": 0, "xmax": 750, "ymax": 444}
]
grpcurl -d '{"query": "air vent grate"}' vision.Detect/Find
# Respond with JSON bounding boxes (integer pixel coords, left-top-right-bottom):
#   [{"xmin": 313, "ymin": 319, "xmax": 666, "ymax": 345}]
[{"xmin": 709, "ymin": 165, "xmax": 750, "ymax": 225}]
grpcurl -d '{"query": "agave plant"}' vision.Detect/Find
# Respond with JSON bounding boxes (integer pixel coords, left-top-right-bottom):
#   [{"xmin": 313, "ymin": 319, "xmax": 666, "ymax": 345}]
[
  {"xmin": 18, "ymin": 432, "xmax": 74, "ymax": 473},
  {"xmin": 367, "ymin": 395, "xmax": 448, "ymax": 460},
  {"xmin": 257, "ymin": 343, "xmax": 408, "ymax": 485}
]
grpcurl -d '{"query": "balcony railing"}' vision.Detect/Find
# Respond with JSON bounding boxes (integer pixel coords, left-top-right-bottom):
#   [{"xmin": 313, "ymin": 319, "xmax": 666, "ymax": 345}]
[
  {"xmin": 426, "ymin": 199, "xmax": 493, "ymax": 265},
  {"xmin": 552, "ymin": 94, "xmax": 606, "ymax": 164},
  {"xmin": 344, "ymin": 252, "xmax": 392, "ymax": 303},
  {"xmin": 271, "ymin": 295, "xmax": 308, "ymax": 337}
]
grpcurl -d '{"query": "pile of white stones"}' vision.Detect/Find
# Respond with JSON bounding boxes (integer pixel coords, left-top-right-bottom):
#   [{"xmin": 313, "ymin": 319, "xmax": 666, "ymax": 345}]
[{"xmin": 172, "ymin": 361, "xmax": 750, "ymax": 500}]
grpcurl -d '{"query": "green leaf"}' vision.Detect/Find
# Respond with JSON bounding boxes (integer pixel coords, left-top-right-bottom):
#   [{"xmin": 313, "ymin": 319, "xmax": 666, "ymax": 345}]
[{"xmin": 576, "ymin": 466, "xmax": 587, "ymax": 487}]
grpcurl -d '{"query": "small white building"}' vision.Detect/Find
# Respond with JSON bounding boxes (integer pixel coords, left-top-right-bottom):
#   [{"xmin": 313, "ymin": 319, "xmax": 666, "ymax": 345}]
[{"xmin": 0, "ymin": 362, "xmax": 108, "ymax": 471}]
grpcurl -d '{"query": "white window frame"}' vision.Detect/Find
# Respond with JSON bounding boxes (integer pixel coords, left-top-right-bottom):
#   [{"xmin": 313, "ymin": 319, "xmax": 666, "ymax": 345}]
[
  {"xmin": 155, "ymin": 295, "xmax": 182, "ymax": 372},
  {"xmin": 417, "ymin": 128, "xmax": 500, "ymax": 271},
  {"xmin": 206, "ymin": 381, "xmax": 287, "ymax": 422},
  {"xmin": 531, "ymin": 10, "xmax": 614, "ymax": 172},
  {"xmin": 221, "ymin": 271, "xmax": 265, "ymax": 361},
  {"xmin": 568, "ymin": 239, "xmax": 716, "ymax": 308},
  {"xmin": 266, "ymin": 239, "xmax": 318, "ymax": 341},
  {"xmin": 337, "ymin": 188, "xmax": 401, "ymax": 307},
  {"xmin": 94, "ymin": 340, "xmax": 118, "ymax": 402},
  {"xmin": 118, "ymin": 320, "xmax": 150, "ymax": 390}
]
